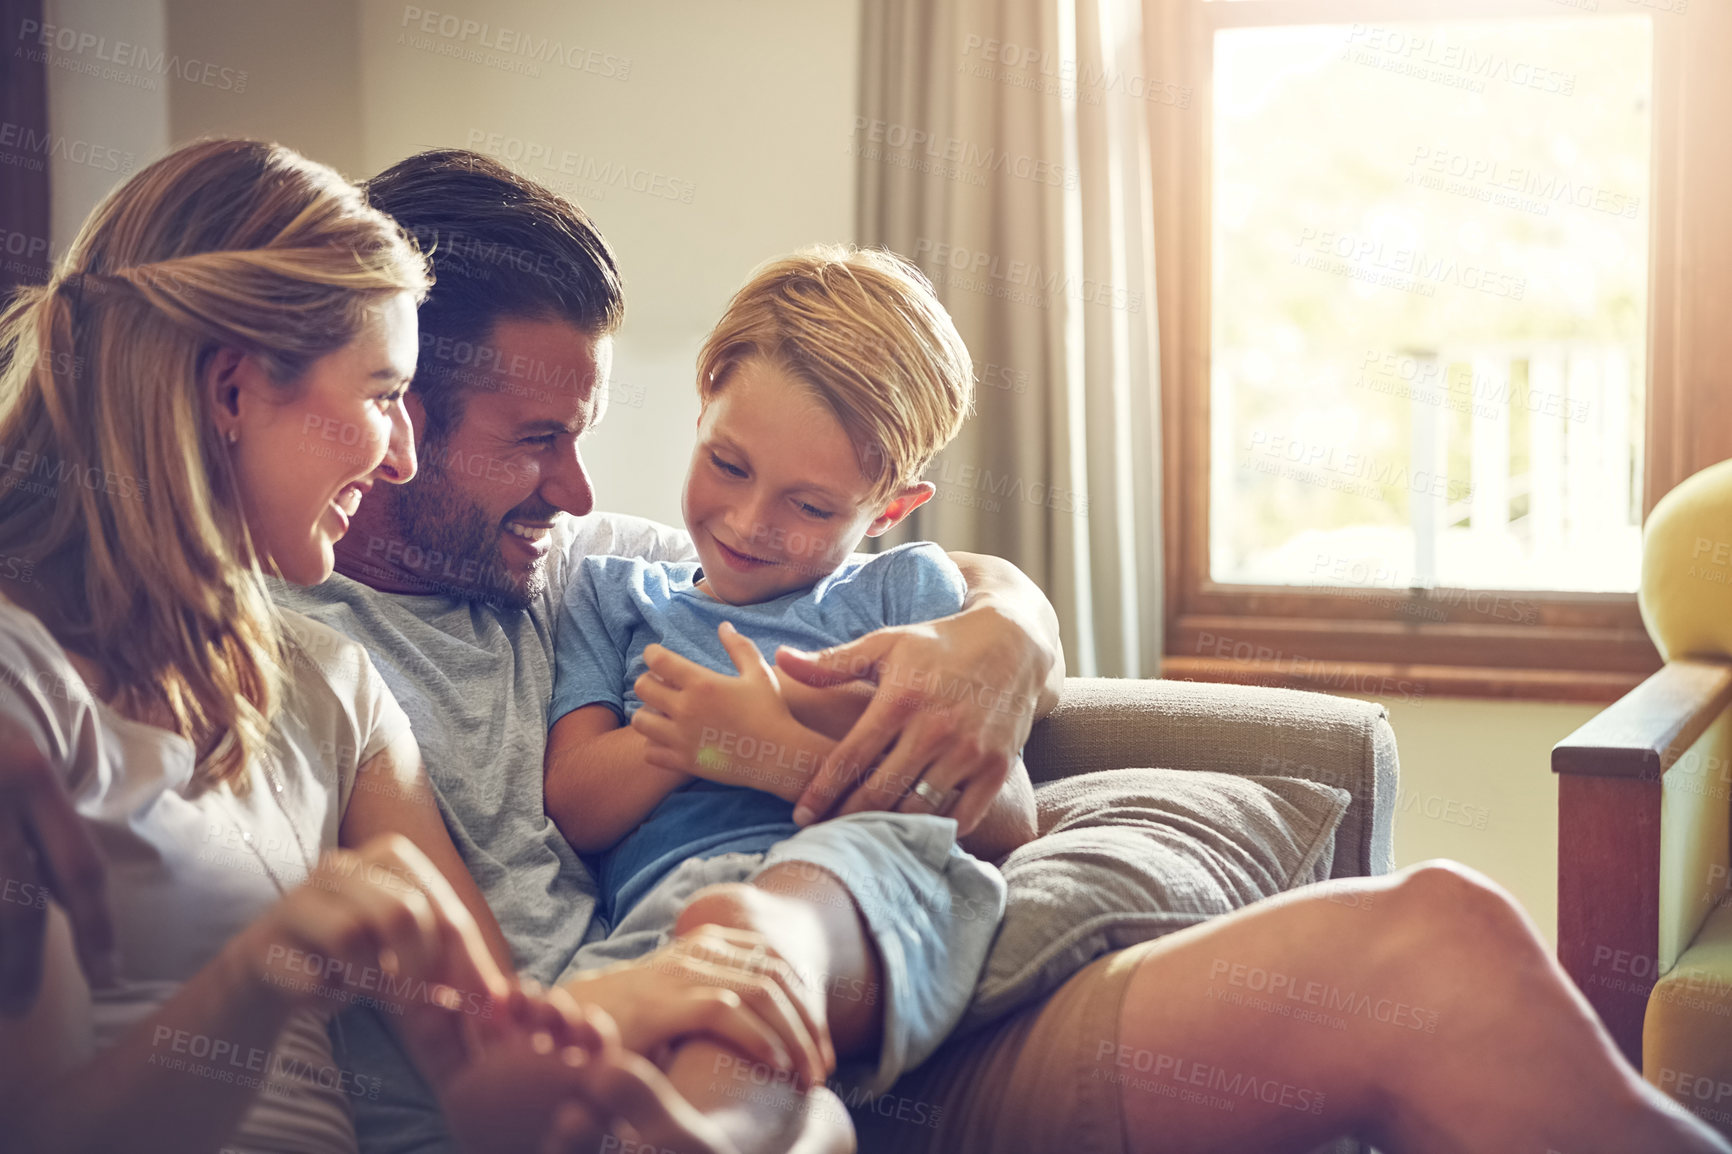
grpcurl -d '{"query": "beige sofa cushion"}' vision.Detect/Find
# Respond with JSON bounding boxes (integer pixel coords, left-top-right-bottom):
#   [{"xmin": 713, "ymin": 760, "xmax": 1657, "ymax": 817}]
[
  {"xmin": 1022, "ymin": 677, "xmax": 1397, "ymax": 880},
  {"xmin": 958, "ymin": 767, "xmax": 1351, "ymax": 1034}
]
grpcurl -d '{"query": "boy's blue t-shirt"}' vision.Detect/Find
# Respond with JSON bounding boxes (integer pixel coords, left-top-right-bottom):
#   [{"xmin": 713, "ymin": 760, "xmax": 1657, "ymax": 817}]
[{"xmin": 551, "ymin": 541, "xmax": 968, "ymax": 921}]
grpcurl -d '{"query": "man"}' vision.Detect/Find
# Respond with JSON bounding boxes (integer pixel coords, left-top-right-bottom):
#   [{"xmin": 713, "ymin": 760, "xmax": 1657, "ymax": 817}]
[{"xmin": 274, "ymin": 149, "xmax": 1067, "ymax": 1153}]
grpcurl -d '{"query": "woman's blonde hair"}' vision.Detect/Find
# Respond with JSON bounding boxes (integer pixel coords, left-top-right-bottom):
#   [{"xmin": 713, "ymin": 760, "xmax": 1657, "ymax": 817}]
[
  {"xmin": 0, "ymin": 139, "xmax": 429, "ymax": 790},
  {"xmin": 696, "ymin": 245, "xmax": 973, "ymax": 505}
]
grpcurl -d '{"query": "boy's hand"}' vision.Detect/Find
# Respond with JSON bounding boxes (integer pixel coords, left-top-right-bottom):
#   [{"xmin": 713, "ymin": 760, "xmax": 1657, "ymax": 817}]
[{"xmin": 630, "ymin": 623, "xmax": 824, "ymax": 800}]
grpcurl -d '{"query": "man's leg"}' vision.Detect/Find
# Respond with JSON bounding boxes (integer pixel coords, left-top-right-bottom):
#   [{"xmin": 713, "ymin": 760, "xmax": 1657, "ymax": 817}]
[
  {"xmin": 1112, "ymin": 860, "xmax": 1729, "ymax": 1153},
  {"xmin": 861, "ymin": 860, "xmax": 1732, "ymax": 1154}
]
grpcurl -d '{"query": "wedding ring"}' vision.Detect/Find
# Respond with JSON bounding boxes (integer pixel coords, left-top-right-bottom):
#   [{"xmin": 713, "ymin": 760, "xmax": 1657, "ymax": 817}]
[{"xmin": 912, "ymin": 779, "xmax": 959, "ymax": 815}]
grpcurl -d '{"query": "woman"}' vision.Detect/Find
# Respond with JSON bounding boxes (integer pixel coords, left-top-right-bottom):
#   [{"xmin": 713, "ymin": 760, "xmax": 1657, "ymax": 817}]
[{"xmin": 0, "ymin": 138, "xmax": 747, "ymax": 1154}]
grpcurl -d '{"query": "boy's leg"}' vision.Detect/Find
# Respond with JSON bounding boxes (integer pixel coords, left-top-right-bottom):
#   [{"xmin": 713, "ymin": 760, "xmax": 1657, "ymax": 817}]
[
  {"xmin": 654, "ymin": 1036, "xmax": 854, "ymax": 1154},
  {"xmin": 676, "ymin": 865, "xmax": 885, "ymax": 1057},
  {"xmin": 560, "ymin": 854, "xmax": 857, "ymax": 1154},
  {"xmin": 656, "ymin": 812, "xmax": 1003, "ymax": 1154},
  {"xmin": 653, "ymin": 868, "xmax": 880, "ymax": 1154}
]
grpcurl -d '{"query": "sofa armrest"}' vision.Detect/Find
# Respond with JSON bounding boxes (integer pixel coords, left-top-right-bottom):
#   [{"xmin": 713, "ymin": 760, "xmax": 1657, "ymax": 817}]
[{"xmin": 1023, "ymin": 677, "xmax": 1398, "ymax": 880}]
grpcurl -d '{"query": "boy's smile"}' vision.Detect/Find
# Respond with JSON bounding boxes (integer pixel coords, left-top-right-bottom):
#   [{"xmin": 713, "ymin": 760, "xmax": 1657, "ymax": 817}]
[{"xmin": 713, "ymin": 536, "xmax": 776, "ymax": 571}]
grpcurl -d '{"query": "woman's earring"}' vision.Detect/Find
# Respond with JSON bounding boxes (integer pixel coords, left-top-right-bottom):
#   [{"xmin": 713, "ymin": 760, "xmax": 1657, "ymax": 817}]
[{"xmin": 227, "ymin": 427, "xmax": 239, "ymax": 445}]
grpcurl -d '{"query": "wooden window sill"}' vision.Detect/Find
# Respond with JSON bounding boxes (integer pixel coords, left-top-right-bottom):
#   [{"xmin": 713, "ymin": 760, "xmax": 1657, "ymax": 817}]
[{"xmin": 1163, "ymin": 655, "xmax": 1648, "ymax": 705}]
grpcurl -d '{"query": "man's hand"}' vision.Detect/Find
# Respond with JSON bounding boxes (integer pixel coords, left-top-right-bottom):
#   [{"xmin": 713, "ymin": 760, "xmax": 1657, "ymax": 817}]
[
  {"xmin": 0, "ymin": 716, "xmax": 113, "ymax": 1016},
  {"xmin": 631, "ymin": 624, "xmax": 824, "ymax": 801},
  {"xmin": 776, "ymin": 602, "xmax": 1051, "ymax": 835},
  {"xmin": 561, "ymin": 924, "xmax": 833, "ymax": 1086}
]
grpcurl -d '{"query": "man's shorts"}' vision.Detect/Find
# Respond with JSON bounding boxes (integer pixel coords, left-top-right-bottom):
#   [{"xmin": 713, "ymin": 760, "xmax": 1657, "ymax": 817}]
[
  {"xmin": 562, "ymin": 809, "xmax": 1007, "ymax": 1094},
  {"xmin": 853, "ymin": 939, "xmax": 1151, "ymax": 1154}
]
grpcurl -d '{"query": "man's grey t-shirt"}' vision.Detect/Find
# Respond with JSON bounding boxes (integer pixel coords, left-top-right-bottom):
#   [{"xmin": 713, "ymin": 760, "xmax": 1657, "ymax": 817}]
[{"xmin": 272, "ymin": 511, "xmax": 694, "ymax": 985}]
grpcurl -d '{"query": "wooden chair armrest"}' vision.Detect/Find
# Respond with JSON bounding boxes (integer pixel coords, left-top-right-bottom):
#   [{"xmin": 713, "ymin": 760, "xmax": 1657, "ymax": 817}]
[
  {"xmin": 1553, "ymin": 659, "xmax": 1732, "ymax": 779},
  {"xmin": 1553, "ymin": 657, "xmax": 1732, "ymax": 1068}
]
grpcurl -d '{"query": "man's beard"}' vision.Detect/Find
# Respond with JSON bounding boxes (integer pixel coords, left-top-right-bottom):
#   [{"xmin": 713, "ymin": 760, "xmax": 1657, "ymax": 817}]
[{"xmin": 394, "ymin": 445, "xmax": 549, "ymax": 613}]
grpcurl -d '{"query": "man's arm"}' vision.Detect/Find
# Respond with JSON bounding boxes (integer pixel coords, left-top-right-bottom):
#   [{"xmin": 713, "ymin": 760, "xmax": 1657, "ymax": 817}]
[
  {"xmin": 947, "ymin": 550, "xmax": 1065, "ymax": 718},
  {"xmin": 778, "ymin": 550, "xmax": 1065, "ymax": 722},
  {"xmin": 956, "ymin": 758, "xmax": 1037, "ymax": 860},
  {"xmin": 632, "ymin": 633, "xmax": 1039, "ymax": 853}
]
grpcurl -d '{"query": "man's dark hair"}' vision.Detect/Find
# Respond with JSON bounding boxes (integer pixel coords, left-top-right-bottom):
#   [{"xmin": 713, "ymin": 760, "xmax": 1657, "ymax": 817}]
[{"xmin": 362, "ymin": 149, "xmax": 624, "ymax": 440}]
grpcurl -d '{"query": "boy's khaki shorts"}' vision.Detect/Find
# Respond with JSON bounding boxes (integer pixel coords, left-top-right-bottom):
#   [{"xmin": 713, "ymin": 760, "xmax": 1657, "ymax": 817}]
[
  {"xmin": 564, "ymin": 810, "xmax": 1007, "ymax": 1095},
  {"xmin": 853, "ymin": 940, "xmax": 1149, "ymax": 1154}
]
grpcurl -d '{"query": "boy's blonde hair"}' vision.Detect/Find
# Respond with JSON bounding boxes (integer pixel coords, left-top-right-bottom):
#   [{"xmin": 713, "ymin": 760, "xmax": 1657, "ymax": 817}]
[{"xmin": 696, "ymin": 245, "xmax": 973, "ymax": 506}]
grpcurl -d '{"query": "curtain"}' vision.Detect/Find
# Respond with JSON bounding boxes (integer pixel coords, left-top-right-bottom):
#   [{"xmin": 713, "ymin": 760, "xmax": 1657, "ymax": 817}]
[
  {"xmin": 1, "ymin": 0, "xmax": 52, "ymax": 295},
  {"xmin": 857, "ymin": 0, "xmax": 1163, "ymax": 678}
]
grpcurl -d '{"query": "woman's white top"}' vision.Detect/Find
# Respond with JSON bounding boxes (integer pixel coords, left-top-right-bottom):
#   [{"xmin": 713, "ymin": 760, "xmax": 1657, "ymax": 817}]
[{"xmin": 0, "ymin": 599, "xmax": 414, "ymax": 1153}]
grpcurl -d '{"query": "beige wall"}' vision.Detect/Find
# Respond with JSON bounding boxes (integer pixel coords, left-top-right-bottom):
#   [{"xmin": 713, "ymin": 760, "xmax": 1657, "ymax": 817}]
[
  {"xmin": 1371, "ymin": 695, "xmax": 1601, "ymax": 948},
  {"xmin": 353, "ymin": 0, "xmax": 862, "ymax": 527},
  {"xmin": 43, "ymin": 0, "xmax": 357, "ymax": 256},
  {"xmin": 166, "ymin": 0, "xmax": 363, "ymax": 177},
  {"xmin": 43, "ymin": 0, "xmax": 170, "ymax": 253}
]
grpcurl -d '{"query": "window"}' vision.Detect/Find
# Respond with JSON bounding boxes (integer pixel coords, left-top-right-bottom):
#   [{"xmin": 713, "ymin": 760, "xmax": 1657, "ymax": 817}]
[{"xmin": 1152, "ymin": 0, "xmax": 1731, "ymax": 702}]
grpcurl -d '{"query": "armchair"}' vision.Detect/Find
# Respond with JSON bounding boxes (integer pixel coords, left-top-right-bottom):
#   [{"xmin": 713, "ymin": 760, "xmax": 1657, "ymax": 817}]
[{"xmin": 1554, "ymin": 458, "xmax": 1732, "ymax": 1131}]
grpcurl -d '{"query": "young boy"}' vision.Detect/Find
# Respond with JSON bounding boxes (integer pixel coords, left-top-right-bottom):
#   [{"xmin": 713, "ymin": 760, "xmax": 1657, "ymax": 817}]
[{"xmin": 543, "ymin": 246, "xmax": 1035, "ymax": 1116}]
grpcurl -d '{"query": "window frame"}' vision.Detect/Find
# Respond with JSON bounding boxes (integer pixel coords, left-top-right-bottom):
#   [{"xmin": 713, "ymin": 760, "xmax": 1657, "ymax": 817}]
[{"xmin": 1151, "ymin": 0, "xmax": 1728, "ymax": 703}]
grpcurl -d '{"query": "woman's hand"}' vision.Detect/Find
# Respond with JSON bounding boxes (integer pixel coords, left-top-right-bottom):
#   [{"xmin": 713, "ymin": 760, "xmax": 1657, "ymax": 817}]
[
  {"xmin": 443, "ymin": 986, "xmax": 739, "ymax": 1154},
  {"xmin": 563, "ymin": 923, "xmax": 833, "ymax": 1086},
  {"xmin": 631, "ymin": 624, "xmax": 826, "ymax": 802},
  {"xmin": 0, "ymin": 716, "xmax": 114, "ymax": 1017},
  {"xmin": 225, "ymin": 833, "xmax": 513, "ymax": 1082}
]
